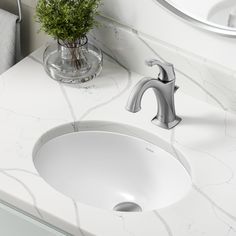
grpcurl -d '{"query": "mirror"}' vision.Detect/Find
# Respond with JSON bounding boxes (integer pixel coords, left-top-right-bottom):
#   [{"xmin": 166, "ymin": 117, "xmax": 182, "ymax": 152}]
[{"xmin": 155, "ymin": 0, "xmax": 236, "ymax": 37}]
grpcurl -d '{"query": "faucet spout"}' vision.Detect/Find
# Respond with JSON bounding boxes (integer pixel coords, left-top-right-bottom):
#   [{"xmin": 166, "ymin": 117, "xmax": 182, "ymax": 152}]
[
  {"xmin": 126, "ymin": 77, "xmax": 154, "ymax": 113},
  {"xmin": 126, "ymin": 59, "xmax": 181, "ymax": 129}
]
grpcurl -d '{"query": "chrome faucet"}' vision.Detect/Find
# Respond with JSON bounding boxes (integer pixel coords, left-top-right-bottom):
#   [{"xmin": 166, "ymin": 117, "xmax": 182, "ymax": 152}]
[{"xmin": 126, "ymin": 59, "xmax": 181, "ymax": 129}]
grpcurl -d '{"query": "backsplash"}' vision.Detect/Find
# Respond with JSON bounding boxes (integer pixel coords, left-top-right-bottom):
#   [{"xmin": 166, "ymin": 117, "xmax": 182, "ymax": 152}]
[
  {"xmin": 90, "ymin": 14, "xmax": 236, "ymax": 112},
  {"xmin": 100, "ymin": 0, "xmax": 236, "ymax": 71}
]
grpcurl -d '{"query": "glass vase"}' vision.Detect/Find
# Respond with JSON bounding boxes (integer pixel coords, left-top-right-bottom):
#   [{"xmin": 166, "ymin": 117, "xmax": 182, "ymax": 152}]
[{"xmin": 43, "ymin": 37, "xmax": 103, "ymax": 84}]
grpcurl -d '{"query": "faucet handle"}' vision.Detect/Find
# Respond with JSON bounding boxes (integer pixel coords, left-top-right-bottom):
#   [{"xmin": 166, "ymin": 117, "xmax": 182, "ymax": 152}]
[{"xmin": 145, "ymin": 59, "xmax": 176, "ymax": 82}]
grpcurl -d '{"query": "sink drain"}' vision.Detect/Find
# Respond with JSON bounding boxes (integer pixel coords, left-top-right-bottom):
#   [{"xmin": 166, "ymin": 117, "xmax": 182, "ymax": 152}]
[{"xmin": 113, "ymin": 202, "xmax": 142, "ymax": 212}]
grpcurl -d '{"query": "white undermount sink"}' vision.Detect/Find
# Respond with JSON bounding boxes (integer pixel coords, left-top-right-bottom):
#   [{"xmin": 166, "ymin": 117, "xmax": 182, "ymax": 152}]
[{"xmin": 33, "ymin": 121, "xmax": 192, "ymax": 212}]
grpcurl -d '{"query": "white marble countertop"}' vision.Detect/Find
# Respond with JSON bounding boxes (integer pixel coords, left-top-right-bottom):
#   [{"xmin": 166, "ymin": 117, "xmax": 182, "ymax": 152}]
[{"xmin": 0, "ymin": 47, "xmax": 236, "ymax": 236}]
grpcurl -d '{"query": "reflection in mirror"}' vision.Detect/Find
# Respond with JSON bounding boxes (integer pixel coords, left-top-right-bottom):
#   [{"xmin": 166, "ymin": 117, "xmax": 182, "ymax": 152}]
[
  {"xmin": 155, "ymin": 0, "xmax": 236, "ymax": 37},
  {"xmin": 208, "ymin": 0, "xmax": 236, "ymax": 27}
]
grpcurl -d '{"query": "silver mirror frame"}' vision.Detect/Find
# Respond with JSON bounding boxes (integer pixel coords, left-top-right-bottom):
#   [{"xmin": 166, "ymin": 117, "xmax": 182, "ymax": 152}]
[{"xmin": 155, "ymin": 0, "xmax": 236, "ymax": 37}]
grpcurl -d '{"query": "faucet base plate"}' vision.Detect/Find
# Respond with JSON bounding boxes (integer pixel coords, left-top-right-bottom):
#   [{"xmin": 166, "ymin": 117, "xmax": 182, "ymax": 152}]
[{"xmin": 152, "ymin": 116, "xmax": 182, "ymax": 129}]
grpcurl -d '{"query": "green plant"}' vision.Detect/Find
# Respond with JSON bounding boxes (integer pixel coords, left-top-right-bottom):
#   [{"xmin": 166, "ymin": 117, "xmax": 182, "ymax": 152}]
[{"xmin": 35, "ymin": 0, "xmax": 101, "ymax": 43}]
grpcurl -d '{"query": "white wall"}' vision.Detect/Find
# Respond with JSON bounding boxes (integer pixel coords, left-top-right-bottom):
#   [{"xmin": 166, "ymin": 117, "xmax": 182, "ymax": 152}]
[{"xmin": 0, "ymin": 0, "xmax": 49, "ymax": 57}]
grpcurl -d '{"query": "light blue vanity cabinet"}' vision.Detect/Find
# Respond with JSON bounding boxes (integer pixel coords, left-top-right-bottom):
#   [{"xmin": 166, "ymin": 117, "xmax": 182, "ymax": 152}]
[{"xmin": 0, "ymin": 201, "xmax": 70, "ymax": 236}]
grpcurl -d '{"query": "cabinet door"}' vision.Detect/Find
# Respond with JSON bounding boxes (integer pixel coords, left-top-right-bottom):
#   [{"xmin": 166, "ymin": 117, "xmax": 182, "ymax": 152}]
[{"xmin": 0, "ymin": 200, "xmax": 70, "ymax": 236}]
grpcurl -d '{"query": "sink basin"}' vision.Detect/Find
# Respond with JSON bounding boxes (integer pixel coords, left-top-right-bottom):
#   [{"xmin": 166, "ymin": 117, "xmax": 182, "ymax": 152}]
[{"xmin": 33, "ymin": 122, "xmax": 191, "ymax": 212}]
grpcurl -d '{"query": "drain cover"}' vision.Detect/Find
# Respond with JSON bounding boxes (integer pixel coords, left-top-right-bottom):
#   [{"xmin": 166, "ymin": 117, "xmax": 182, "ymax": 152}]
[{"xmin": 113, "ymin": 202, "xmax": 142, "ymax": 212}]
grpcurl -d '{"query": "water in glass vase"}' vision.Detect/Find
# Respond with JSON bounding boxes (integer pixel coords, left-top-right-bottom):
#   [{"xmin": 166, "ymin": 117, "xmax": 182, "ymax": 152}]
[{"xmin": 43, "ymin": 37, "xmax": 103, "ymax": 84}]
